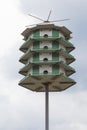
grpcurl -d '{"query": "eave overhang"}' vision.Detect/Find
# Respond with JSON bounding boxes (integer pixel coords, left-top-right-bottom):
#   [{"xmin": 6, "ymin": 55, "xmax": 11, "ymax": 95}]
[{"xmin": 21, "ymin": 23, "xmax": 72, "ymax": 40}]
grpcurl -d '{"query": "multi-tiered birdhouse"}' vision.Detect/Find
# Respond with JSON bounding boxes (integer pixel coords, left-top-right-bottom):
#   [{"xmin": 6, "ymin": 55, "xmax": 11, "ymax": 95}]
[{"xmin": 19, "ymin": 23, "xmax": 76, "ymax": 92}]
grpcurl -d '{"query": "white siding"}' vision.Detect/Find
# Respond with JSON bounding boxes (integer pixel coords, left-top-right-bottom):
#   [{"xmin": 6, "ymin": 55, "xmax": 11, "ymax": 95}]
[
  {"xmin": 40, "ymin": 41, "xmax": 52, "ymax": 48},
  {"xmin": 59, "ymin": 66, "xmax": 65, "ymax": 75},
  {"xmin": 59, "ymin": 32, "xmax": 65, "ymax": 39},
  {"xmin": 27, "ymin": 68, "xmax": 32, "ymax": 75},
  {"xmin": 28, "ymin": 57, "xmax": 32, "ymax": 62},
  {"xmin": 29, "ymin": 44, "xmax": 33, "ymax": 49},
  {"xmin": 28, "ymin": 34, "xmax": 33, "ymax": 39},
  {"xmin": 59, "ymin": 43, "xmax": 66, "ymax": 50},
  {"xmin": 40, "ymin": 65, "xmax": 52, "ymax": 73},
  {"xmin": 29, "ymin": 68, "xmax": 32, "ymax": 74},
  {"xmin": 40, "ymin": 29, "xmax": 52, "ymax": 36},
  {"xmin": 40, "ymin": 52, "xmax": 52, "ymax": 60},
  {"xmin": 59, "ymin": 54, "xmax": 66, "ymax": 63}
]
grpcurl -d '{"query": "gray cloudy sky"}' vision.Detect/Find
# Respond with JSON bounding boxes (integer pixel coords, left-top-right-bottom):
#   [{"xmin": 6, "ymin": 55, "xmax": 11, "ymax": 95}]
[{"xmin": 0, "ymin": 0, "xmax": 87, "ymax": 130}]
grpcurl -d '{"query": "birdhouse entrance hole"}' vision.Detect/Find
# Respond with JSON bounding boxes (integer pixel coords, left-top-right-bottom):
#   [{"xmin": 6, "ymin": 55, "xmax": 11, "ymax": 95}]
[
  {"xmin": 44, "ymin": 34, "xmax": 48, "ymax": 38},
  {"xmin": 43, "ymin": 70, "xmax": 48, "ymax": 74},
  {"xmin": 44, "ymin": 46, "xmax": 48, "ymax": 49},
  {"xmin": 43, "ymin": 58, "xmax": 48, "ymax": 61}
]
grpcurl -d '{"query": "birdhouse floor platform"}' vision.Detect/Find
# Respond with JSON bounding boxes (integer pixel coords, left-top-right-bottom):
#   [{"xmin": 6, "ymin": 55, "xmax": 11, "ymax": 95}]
[{"xmin": 19, "ymin": 74, "xmax": 76, "ymax": 92}]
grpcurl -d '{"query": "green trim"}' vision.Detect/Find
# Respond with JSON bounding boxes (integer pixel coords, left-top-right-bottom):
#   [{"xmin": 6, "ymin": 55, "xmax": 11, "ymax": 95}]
[
  {"xmin": 52, "ymin": 41, "xmax": 59, "ymax": 49},
  {"xmin": 52, "ymin": 52, "xmax": 59, "ymax": 61},
  {"xmin": 33, "ymin": 41, "xmax": 40, "ymax": 49},
  {"xmin": 33, "ymin": 65, "xmax": 39, "ymax": 74},
  {"xmin": 31, "ymin": 48, "xmax": 60, "ymax": 51},
  {"xmin": 30, "ymin": 36, "xmax": 59, "ymax": 40},
  {"xmin": 30, "ymin": 60, "xmax": 59, "ymax": 64},
  {"xmin": 52, "ymin": 65, "xmax": 59, "ymax": 74},
  {"xmin": 33, "ymin": 53, "xmax": 39, "ymax": 62},
  {"xmin": 52, "ymin": 29, "xmax": 59, "ymax": 37},
  {"xmin": 31, "ymin": 73, "xmax": 59, "ymax": 76},
  {"xmin": 33, "ymin": 30, "xmax": 40, "ymax": 37}
]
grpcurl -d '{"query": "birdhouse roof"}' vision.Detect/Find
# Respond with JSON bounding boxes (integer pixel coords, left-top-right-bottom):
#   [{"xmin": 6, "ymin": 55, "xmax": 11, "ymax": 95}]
[{"xmin": 21, "ymin": 23, "xmax": 72, "ymax": 39}]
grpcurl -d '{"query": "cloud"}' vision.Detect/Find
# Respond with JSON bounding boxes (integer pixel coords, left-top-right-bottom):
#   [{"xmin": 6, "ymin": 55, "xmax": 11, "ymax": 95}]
[
  {"xmin": 0, "ymin": 78, "xmax": 87, "ymax": 130},
  {"xmin": 19, "ymin": 0, "xmax": 87, "ymax": 21},
  {"xmin": 49, "ymin": 91, "xmax": 87, "ymax": 130}
]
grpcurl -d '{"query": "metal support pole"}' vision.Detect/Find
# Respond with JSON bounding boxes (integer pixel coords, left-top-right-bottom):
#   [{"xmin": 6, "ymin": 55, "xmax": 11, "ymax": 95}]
[{"xmin": 45, "ymin": 84, "xmax": 49, "ymax": 130}]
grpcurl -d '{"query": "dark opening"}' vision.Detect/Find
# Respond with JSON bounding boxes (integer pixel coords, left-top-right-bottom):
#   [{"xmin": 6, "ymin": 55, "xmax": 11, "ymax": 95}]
[
  {"xmin": 43, "ymin": 70, "xmax": 48, "ymax": 74},
  {"xmin": 43, "ymin": 58, "xmax": 48, "ymax": 61},
  {"xmin": 44, "ymin": 34, "xmax": 48, "ymax": 38},
  {"xmin": 44, "ymin": 46, "xmax": 48, "ymax": 49}
]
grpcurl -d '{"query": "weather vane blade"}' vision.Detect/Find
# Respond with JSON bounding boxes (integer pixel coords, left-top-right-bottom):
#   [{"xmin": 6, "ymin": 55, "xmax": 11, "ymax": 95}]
[
  {"xmin": 49, "ymin": 19, "xmax": 70, "ymax": 22},
  {"xmin": 26, "ymin": 12, "xmax": 70, "ymax": 27},
  {"xmin": 28, "ymin": 13, "xmax": 44, "ymax": 22}
]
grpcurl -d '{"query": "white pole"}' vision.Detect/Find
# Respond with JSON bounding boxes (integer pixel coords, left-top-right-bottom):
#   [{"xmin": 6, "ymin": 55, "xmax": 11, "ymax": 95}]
[{"xmin": 45, "ymin": 84, "xmax": 49, "ymax": 130}]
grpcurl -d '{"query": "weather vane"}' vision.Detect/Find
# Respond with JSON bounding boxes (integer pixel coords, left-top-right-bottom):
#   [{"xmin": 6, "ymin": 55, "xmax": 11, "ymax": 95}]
[{"xmin": 26, "ymin": 10, "xmax": 70, "ymax": 27}]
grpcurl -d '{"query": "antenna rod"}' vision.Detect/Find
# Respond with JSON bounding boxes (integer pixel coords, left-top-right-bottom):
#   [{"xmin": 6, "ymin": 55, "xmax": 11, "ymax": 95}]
[
  {"xmin": 47, "ymin": 10, "xmax": 52, "ymax": 21},
  {"xmin": 28, "ymin": 13, "xmax": 44, "ymax": 22}
]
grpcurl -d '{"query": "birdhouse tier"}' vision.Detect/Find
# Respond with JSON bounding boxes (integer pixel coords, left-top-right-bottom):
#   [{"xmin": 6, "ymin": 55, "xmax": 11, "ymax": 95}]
[{"xmin": 19, "ymin": 23, "xmax": 76, "ymax": 92}]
